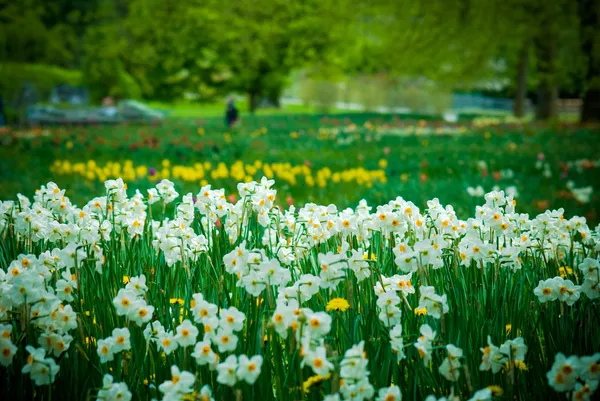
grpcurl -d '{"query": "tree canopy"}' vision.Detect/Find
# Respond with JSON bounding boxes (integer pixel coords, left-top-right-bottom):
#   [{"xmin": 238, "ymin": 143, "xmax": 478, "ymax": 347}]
[{"xmin": 0, "ymin": 0, "xmax": 598, "ymax": 119}]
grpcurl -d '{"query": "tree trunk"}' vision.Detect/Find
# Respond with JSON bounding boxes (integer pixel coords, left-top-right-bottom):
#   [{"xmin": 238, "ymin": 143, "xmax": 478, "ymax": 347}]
[
  {"xmin": 265, "ymin": 83, "xmax": 283, "ymax": 109},
  {"xmin": 536, "ymin": 81, "xmax": 558, "ymax": 120},
  {"xmin": 248, "ymin": 91, "xmax": 259, "ymax": 114},
  {"xmin": 270, "ymin": 96, "xmax": 281, "ymax": 108},
  {"xmin": 581, "ymin": 89, "xmax": 600, "ymax": 122},
  {"xmin": 578, "ymin": 0, "xmax": 600, "ymax": 122},
  {"xmin": 513, "ymin": 40, "xmax": 529, "ymax": 118},
  {"xmin": 534, "ymin": 31, "xmax": 558, "ymax": 120}
]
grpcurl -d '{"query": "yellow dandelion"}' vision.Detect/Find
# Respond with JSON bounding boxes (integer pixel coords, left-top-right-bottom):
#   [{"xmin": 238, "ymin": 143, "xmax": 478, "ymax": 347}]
[
  {"xmin": 326, "ymin": 298, "xmax": 350, "ymax": 312},
  {"xmin": 414, "ymin": 307, "xmax": 427, "ymax": 316},
  {"xmin": 303, "ymin": 373, "xmax": 331, "ymax": 393},
  {"xmin": 123, "ymin": 276, "xmax": 130, "ymax": 284},
  {"xmin": 505, "ymin": 324, "xmax": 512, "ymax": 333},
  {"xmin": 487, "ymin": 385, "xmax": 503, "ymax": 396},
  {"xmin": 514, "ymin": 360, "xmax": 528, "ymax": 371},
  {"xmin": 182, "ymin": 392, "xmax": 198, "ymax": 401},
  {"xmin": 558, "ymin": 266, "xmax": 573, "ymax": 278},
  {"xmin": 362, "ymin": 252, "xmax": 377, "ymax": 261}
]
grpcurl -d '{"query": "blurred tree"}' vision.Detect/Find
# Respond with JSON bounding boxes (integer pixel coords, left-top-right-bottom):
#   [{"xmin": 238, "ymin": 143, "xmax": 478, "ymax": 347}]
[
  {"xmin": 0, "ymin": 0, "xmax": 77, "ymax": 66},
  {"xmin": 338, "ymin": 0, "xmax": 594, "ymax": 121},
  {"xmin": 122, "ymin": 0, "xmax": 226, "ymax": 101},
  {"xmin": 578, "ymin": 0, "xmax": 600, "ymax": 122},
  {"xmin": 337, "ymin": 1, "xmax": 510, "ymax": 85},
  {"xmin": 80, "ymin": 0, "xmax": 143, "ymax": 101},
  {"xmin": 2, "ymin": 0, "xmax": 598, "ymax": 121},
  {"xmin": 220, "ymin": 0, "xmax": 344, "ymax": 112}
]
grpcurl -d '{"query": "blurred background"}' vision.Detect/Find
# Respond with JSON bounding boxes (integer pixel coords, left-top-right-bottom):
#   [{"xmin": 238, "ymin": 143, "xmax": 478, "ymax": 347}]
[{"xmin": 0, "ymin": 0, "xmax": 599, "ymax": 222}]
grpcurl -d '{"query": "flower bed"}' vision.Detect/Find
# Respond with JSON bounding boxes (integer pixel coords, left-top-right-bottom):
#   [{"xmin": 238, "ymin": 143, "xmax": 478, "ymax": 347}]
[{"xmin": 0, "ymin": 178, "xmax": 598, "ymax": 401}]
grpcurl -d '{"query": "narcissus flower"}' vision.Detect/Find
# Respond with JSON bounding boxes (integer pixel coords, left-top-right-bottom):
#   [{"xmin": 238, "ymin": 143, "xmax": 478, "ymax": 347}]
[
  {"xmin": 216, "ymin": 355, "xmax": 238, "ymax": 387},
  {"xmin": 0, "ymin": 337, "xmax": 17, "ymax": 367},
  {"xmin": 237, "ymin": 354, "xmax": 263, "ymax": 384},
  {"xmin": 376, "ymin": 385, "xmax": 401, "ymax": 401}
]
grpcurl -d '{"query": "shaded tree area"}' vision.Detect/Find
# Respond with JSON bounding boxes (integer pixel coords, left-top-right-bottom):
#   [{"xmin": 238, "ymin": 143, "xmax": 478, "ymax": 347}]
[
  {"xmin": 578, "ymin": 0, "xmax": 600, "ymax": 121},
  {"xmin": 0, "ymin": 0, "xmax": 599, "ymax": 119}
]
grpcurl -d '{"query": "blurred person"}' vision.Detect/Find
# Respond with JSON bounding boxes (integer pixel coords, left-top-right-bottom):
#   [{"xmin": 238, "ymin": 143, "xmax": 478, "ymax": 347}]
[
  {"xmin": 225, "ymin": 97, "xmax": 239, "ymax": 128},
  {"xmin": 102, "ymin": 96, "xmax": 117, "ymax": 117},
  {"xmin": 0, "ymin": 96, "xmax": 5, "ymax": 126}
]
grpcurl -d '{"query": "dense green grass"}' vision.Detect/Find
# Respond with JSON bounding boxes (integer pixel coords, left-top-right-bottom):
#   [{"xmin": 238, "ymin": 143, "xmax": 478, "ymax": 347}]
[
  {"xmin": 0, "ymin": 170, "xmax": 598, "ymax": 401},
  {"xmin": 146, "ymin": 100, "xmax": 350, "ymax": 118},
  {"xmin": 1, "ymin": 114, "xmax": 598, "ymax": 225},
  {"xmin": 0, "ymin": 113, "xmax": 599, "ymax": 401}
]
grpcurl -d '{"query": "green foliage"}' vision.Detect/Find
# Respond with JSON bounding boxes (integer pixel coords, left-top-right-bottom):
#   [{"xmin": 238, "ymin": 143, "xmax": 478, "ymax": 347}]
[
  {"xmin": 1, "ymin": 115, "xmax": 598, "ymax": 223},
  {"xmin": 0, "ymin": 63, "xmax": 82, "ymax": 98},
  {"xmin": 120, "ymin": 0, "xmax": 227, "ymax": 101},
  {"xmin": 1, "ymin": 0, "xmax": 599, "ymax": 120},
  {"xmin": 0, "ymin": 63, "xmax": 82, "ymax": 122},
  {"xmin": 82, "ymin": 56, "xmax": 142, "ymax": 102},
  {"xmin": 0, "ymin": 0, "xmax": 75, "ymax": 66}
]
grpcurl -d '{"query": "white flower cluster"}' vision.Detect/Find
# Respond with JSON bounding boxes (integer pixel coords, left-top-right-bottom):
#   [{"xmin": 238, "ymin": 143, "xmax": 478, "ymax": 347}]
[
  {"xmin": 1, "ymin": 177, "xmax": 599, "ymax": 398},
  {"xmin": 216, "ymin": 354, "xmax": 264, "ymax": 387},
  {"xmin": 158, "ymin": 366, "xmax": 215, "ymax": 401},
  {"xmin": 339, "ymin": 342, "xmax": 374, "ymax": 400},
  {"xmin": 479, "ymin": 336, "xmax": 527, "ymax": 373},
  {"xmin": 113, "ymin": 275, "xmax": 154, "ymax": 325},
  {"xmin": 374, "ymin": 272, "xmax": 415, "ymax": 343},
  {"xmin": 414, "ymin": 324, "xmax": 436, "ymax": 365},
  {"xmin": 223, "ymin": 242, "xmax": 291, "ymax": 296},
  {"xmin": 417, "ymin": 285, "xmax": 449, "ymax": 319},
  {"xmin": 467, "ymin": 185, "xmax": 518, "ymax": 199},
  {"xmin": 98, "ymin": 374, "xmax": 132, "ymax": 401},
  {"xmin": 566, "ymin": 180, "xmax": 593, "ymax": 204},
  {"xmin": 547, "ymin": 352, "xmax": 599, "ymax": 400},
  {"xmin": 153, "ymin": 192, "xmax": 208, "ymax": 267},
  {"xmin": 534, "ymin": 257, "xmax": 600, "ymax": 304},
  {"xmin": 221, "ymin": 178, "xmax": 277, "ymax": 243},
  {"xmin": 97, "ymin": 328, "xmax": 131, "ymax": 363},
  {"xmin": 0, "ymin": 243, "xmax": 92, "ymax": 383},
  {"xmin": 323, "ymin": 342, "xmax": 376, "ymax": 401},
  {"xmin": 21, "ymin": 346, "xmax": 60, "ymax": 385},
  {"xmin": 535, "ymin": 158, "xmax": 553, "ymax": 178},
  {"xmin": 439, "ymin": 344, "xmax": 463, "ymax": 382}
]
